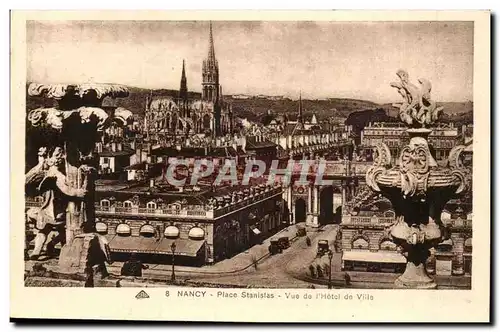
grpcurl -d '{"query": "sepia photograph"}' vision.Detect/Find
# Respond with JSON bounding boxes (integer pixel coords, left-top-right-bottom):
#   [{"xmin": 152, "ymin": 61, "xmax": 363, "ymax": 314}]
[{"xmin": 10, "ymin": 10, "xmax": 490, "ymax": 322}]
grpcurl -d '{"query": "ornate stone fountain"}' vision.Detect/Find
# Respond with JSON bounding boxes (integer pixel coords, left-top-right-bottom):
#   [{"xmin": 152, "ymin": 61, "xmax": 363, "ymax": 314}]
[
  {"xmin": 25, "ymin": 83, "xmax": 129, "ymax": 284},
  {"xmin": 365, "ymin": 70, "xmax": 469, "ymax": 288}
]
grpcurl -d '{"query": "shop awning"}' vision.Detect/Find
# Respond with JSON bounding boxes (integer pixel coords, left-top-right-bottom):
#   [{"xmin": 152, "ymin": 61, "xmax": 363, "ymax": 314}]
[
  {"xmin": 342, "ymin": 250, "xmax": 406, "ymax": 264},
  {"xmin": 105, "ymin": 235, "xmax": 205, "ymax": 257},
  {"xmin": 106, "ymin": 235, "xmax": 159, "ymax": 254},
  {"xmin": 155, "ymin": 238, "xmax": 205, "ymax": 257}
]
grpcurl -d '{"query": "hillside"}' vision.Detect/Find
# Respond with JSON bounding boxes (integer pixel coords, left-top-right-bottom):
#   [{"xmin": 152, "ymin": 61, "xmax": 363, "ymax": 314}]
[
  {"xmin": 25, "ymin": 84, "xmax": 473, "ymax": 125},
  {"xmin": 382, "ymin": 101, "xmax": 473, "ymax": 117}
]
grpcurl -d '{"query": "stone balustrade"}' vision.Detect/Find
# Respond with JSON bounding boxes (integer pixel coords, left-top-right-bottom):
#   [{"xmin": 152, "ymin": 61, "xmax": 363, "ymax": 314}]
[{"xmin": 88, "ymin": 185, "xmax": 283, "ymax": 220}]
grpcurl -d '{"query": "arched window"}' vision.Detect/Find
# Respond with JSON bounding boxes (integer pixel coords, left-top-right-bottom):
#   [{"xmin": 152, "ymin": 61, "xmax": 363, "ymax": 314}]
[
  {"xmin": 352, "ymin": 237, "xmax": 369, "ymax": 250},
  {"xmin": 123, "ymin": 201, "xmax": 133, "ymax": 208},
  {"xmin": 139, "ymin": 224, "xmax": 155, "ymax": 237},
  {"xmin": 188, "ymin": 226, "xmax": 205, "ymax": 240},
  {"xmin": 379, "ymin": 239, "xmax": 397, "ymax": 251},
  {"xmin": 100, "ymin": 199, "xmax": 110, "ymax": 207},
  {"xmin": 164, "ymin": 225, "xmax": 180, "ymax": 239},
  {"xmin": 96, "ymin": 222, "xmax": 108, "ymax": 234},
  {"xmin": 384, "ymin": 210, "xmax": 395, "ymax": 218},
  {"xmin": 146, "ymin": 201, "xmax": 157, "ymax": 210},
  {"xmin": 116, "ymin": 223, "xmax": 131, "ymax": 236}
]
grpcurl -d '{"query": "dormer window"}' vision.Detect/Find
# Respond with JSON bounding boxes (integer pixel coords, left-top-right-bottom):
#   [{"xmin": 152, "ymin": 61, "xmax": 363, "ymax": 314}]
[
  {"xmin": 146, "ymin": 201, "xmax": 157, "ymax": 210},
  {"xmin": 123, "ymin": 201, "xmax": 133, "ymax": 208}
]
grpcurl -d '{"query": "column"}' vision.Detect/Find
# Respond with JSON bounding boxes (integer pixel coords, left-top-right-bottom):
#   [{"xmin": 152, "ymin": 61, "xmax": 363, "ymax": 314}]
[
  {"xmin": 287, "ymin": 186, "xmax": 293, "ymax": 224},
  {"xmin": 341, "ymin": 181, "xmax": 347, "ymax": 210},
  {"xmin": 452, "ymin": 234, "xmax": 465, "ymax": 275},
  {"xmin": 311, "ymin": 185, "xmax": 320, "ymax": 227},
  {"xmin": 307, "ymin": 185, "xmax": 312, "ymax": 214},
  {"xmin": 333, "ymin": 189, "xmax": 342, "ymax": 214}
]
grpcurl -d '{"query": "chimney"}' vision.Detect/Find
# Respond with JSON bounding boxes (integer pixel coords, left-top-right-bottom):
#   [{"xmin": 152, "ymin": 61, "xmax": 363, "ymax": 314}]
[
  {"xmin": 117, "ymin": 142, "xmax": 122, "ymax": 151},
  {"xmin": 149, "ymin": 178, "xmax": 155, "ymax": 188},
  {"xmin": 111, "ymin": 142, "xmax": 117, "ymax": 152}
]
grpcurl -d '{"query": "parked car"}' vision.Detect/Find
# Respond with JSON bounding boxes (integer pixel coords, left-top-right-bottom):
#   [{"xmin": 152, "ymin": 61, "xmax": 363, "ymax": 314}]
[
  {"xmin": 268, "ymin": 238, "xmax": 282, "ymax": 255},
  {"xmin": 277, "ymin": 237, "xmax": 290, "ymax": 250},
  {"xmin": 317, "ymin": 240, "xmax": 330, "ymax": 257}
]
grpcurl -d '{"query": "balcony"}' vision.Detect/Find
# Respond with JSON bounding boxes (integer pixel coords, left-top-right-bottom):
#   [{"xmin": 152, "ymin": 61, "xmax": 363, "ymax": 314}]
[
  {"xmin": 342, "ymin": 215, "xmax": 396, "ymax": 226},
  {"xmin": 94, "ymin": 186, "xmax": 283, "ymax": 220},
  {"xmin": 95, "ymin": 204, "xmax": 213, "ymax": 220}
]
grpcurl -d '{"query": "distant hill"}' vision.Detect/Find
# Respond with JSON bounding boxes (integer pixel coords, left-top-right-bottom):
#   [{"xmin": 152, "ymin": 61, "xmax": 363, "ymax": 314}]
[
  {"xmin": 381, "ymin": 101, "xmax": 473, "ymax": 117},
  {"xmin": 227, "ymin": 97, "xmax": 379, "ymax": 123},
  {"xmin": 25, "ymin": 84, "xmax": 473, "ymax": 125},
  {"xmin": 381, "ymin": 101, "xmax": 473, "ymax": 125}
]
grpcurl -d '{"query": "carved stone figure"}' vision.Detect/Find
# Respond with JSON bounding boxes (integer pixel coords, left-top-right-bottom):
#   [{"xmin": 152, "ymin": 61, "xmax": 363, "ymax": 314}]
[
  {"xmin": 390, "ymin": 70, "xmax": 444, "ymax": 127},
  {"xmin": 25, "ymin": 83, "xmax": 128, "ymax": 281},
  {"xmin": 25, "ymin": 146, "xmax": 86, "ymax": 259}
]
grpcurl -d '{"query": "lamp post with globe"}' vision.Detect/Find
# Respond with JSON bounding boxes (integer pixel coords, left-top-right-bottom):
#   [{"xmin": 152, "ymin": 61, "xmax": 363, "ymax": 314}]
[
  {"xmin": 171, "ymin": 242, "xmax": 176, "ymax": 282},
  {"xmin": 327, "ymin": 249, "xmax": 334, "ymax": 289}
]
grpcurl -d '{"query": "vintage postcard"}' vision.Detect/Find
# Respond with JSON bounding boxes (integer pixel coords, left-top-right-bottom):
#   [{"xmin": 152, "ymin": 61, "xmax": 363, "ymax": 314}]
[{"xmin": 10, "ymin": 10, "xmax": 490, "ymax": 322}]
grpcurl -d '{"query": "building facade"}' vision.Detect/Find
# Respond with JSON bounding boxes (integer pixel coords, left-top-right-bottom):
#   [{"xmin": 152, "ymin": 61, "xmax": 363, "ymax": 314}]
[
  {"xmin": 360, "ymin": 122, "xmax": 460, "ymax": 162},
  {"xmin": 339, "ymin": 185, "xmax": 473, "ymax": 276}
]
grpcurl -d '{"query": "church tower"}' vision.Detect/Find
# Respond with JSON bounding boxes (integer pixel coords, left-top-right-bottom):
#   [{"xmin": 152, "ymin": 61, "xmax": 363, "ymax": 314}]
[
  {"xmin": 178, "ymin": 59, "xmax": 189, "ymax": 118},
  {"xmin": 179, "ymin": 59, "xmax": 188, "ymax": 101},
  {"xmin": 202, "ymin": 21, "xmax": 220, "ymax": 103},
  {"xmin": 202, "ymin": 21, "xmax": 222, "ymax": 136},
  {"xmin": 298, "ymin": 91, "xmax": 304, "ymax": 124}
]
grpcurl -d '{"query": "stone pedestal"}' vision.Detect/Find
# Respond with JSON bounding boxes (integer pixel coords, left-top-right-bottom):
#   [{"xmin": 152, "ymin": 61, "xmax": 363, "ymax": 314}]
[
  {"xmin": 395, "ymin": 261, "xmax": 437, "ymax": 289},
  {"xmin": 59, "ymin": 234, "xmax": 102, "ymax": 272},
  {"xmin": 59, "ymin": 233, "xmax": 109, "ymax": 287}
]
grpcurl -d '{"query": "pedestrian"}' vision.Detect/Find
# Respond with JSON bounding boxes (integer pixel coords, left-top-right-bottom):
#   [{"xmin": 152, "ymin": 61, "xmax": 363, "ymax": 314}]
[
  {"xmin": 344, "ymin": 272, "xmax": 351, "ymax": 286},
  {"xmin": 121, "ymin": 253, "xmax": 148, "ymax": 277}
]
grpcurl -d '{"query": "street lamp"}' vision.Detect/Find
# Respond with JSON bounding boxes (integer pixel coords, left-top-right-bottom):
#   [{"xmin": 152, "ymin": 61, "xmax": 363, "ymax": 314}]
[
  {"xmin": 170, "ymin": 242, "xmax": 176, "ymax": 282},
  {"xmin": 327, "ymin": 249, "xmax": 334, "ymax": 289}
]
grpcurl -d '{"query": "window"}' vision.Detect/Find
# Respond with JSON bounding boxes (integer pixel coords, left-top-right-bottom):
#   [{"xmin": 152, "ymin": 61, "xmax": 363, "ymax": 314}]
[
  {"xmin": 123, "ymin": 201, "xmax": 133, "ymax": 208},
  {"xmin": 100, "ymin": 199, "xmax": 110, "ymax": 207},
  {"xmin": 102, "ymin": 157, "xmax": 109, "ymax": 164},
  {"xmin": 139, "ymin": 224, "xmax": 155, "ymax": 237},
  {"xmin": 96, "ymin": 222, "xmax": 108, "ymax": 234},
  {"xmin": 146, "ymin": 202, "xmax": 157, "ymax": 210},
  {"xmin": 352, "ymin": 237, "xmax": 369, "ymax": 250},
  {"xmin": 116, "ymin": 223, "xmax": 131, "ymax": 236},
  {"xmin": 380, "ymin": 240, "xmax": 397, "ymax": 251}
]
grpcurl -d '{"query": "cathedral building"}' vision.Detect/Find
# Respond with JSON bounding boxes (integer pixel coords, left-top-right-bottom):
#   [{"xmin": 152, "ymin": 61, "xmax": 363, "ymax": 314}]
[{"xmin": 144, "ymin": 22, "xmax": 233, "ymax": 142}]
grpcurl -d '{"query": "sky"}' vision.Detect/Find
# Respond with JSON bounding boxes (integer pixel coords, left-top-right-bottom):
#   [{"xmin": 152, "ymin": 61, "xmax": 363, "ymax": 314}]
[{"xmin": 26, "ymin": 20, "xmax": 473, "ymax": 103}]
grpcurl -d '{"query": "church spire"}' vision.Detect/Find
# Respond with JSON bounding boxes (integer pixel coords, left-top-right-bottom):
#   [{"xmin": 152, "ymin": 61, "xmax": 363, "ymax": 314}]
[
  {"xmin": 207, "ymin": 21, "xmax": 216, "ymax": 65},
  {"xmin": 298, "ymin": 91, "xmax": 303, "ymax": 123},
  {"xmin": 179, "ymin": 59, "xmax": 188, "ymax": 100}
]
